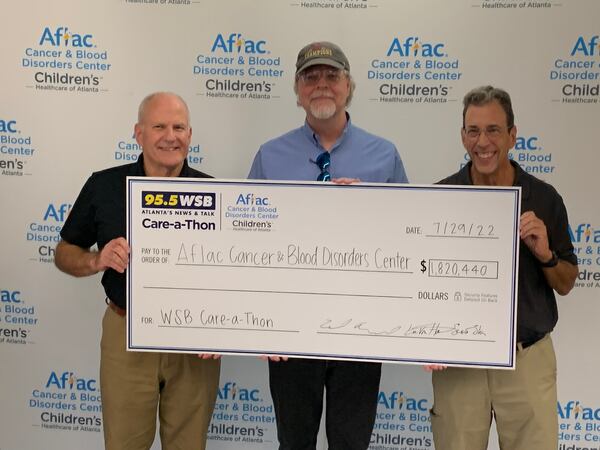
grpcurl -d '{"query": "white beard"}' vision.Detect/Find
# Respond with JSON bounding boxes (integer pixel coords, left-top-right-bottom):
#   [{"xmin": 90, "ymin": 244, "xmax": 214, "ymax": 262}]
[{"xmin": 309, "ymin": 99, "xmax": 336, "ymax": 120}]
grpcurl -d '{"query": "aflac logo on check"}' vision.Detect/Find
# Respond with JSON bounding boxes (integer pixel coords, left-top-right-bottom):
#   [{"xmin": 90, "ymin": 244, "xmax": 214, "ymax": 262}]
[{"xmin": 236, "ymin": 193, "xmax": 270, "ymax": 206}]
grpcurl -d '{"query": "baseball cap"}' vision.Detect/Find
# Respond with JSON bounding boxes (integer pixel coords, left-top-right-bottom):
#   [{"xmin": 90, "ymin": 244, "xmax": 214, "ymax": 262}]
[{"xmin": 295, "ymin": 41, "xmax": 350, "ymax": 74}]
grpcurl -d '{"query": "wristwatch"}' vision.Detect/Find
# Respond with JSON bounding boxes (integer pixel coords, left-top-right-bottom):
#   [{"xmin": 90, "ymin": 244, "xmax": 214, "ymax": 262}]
[{"xmin": 540, "ymin": 250, "xmax": 559, "ymax": 268}]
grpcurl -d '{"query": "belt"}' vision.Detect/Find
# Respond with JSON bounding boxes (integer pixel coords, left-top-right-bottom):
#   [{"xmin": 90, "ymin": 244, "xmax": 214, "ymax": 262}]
[
  {"xmin": 105, "ymin": 298, "xmax": 126, "ymax": 317},
  {"xmin": 517, "ymin": 333, "xmax": 546, "ymax": 351}
]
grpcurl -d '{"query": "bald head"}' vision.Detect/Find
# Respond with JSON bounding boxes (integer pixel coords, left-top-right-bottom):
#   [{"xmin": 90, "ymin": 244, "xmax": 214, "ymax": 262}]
[{"xmin": 137, "ymin": 92, "xmax": 190, "ymax": 125}]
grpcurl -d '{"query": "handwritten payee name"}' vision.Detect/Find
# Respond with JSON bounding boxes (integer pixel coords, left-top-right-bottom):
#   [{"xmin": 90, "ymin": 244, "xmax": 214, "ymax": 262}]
[{"xmin": 177, "ymin": 243, "xmax": 410, "ymax": 271}]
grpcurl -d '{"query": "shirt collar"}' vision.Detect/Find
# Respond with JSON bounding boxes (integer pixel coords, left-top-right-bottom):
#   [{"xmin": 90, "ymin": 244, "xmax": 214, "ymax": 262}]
[
  {"xmin": 459, "ymin": 160, "xmax": 531, "ymax": 200},
  {"xmin": 301, "ymin": 112, "xmax": 352, "ymax": 155},
  {"xmin": 135, "ymin": 153, "xmax": 192, "ymax": 177}
]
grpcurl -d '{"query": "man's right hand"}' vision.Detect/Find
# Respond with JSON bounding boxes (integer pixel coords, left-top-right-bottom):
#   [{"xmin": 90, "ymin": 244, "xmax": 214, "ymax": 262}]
[
  {"xmin": 95, "ymin": 237, "xmax": 130, "ymax": 273},
  {"xmin": 258, "ymin": 355, "xmax": 289, "ymax": 362},
  {"xmin": 55, "ymin": 238, "xmax": 130, "ymax": 278},
  {"xmin": 423, "ymin": 364, "xmax": 447, "ymax": 372}
]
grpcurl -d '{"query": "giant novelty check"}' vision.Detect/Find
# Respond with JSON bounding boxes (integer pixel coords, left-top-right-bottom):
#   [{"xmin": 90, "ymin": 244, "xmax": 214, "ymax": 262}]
[{"xmin": 126, "ymin": 178, "xmax": 521, "ymax": 368}]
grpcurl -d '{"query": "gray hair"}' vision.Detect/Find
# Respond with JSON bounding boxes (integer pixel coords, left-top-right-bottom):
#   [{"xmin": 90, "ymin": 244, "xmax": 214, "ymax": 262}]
[
  {"xmin": 137, "ymin": 92, "xmax": 190, "ymax": 123},
  {"xmin": 462, "ymin": 85, "xmax": 514, "ymax": 129}
]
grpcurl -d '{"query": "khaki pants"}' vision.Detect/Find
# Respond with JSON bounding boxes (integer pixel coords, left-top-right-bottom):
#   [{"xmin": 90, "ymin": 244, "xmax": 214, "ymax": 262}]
[
  {"xmin": 100, "ymin": 306, "xmax": 220, "ymax": 450},
  {"xmin": 431, "ymin": 334, "xmax": 557, "ymax": 450}
]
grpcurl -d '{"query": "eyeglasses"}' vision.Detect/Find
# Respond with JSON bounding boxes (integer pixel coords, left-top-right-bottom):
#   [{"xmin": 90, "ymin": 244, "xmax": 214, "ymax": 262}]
[
  {"xmin": 315, "ymin": 152, "xmax": 331, "ymax": 181},
  {"xmin": 297, "ymin": 68, "xmax": 344, "ymax": 86},
  {"xmin": 464, "ymin": 126, "xmax": 512, "ymax": 141}
]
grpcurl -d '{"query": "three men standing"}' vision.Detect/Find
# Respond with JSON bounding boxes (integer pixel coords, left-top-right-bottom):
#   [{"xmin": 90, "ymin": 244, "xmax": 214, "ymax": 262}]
[{"xmin": 54, "ymin": 51, "xmax": 578, "ymax": 450}]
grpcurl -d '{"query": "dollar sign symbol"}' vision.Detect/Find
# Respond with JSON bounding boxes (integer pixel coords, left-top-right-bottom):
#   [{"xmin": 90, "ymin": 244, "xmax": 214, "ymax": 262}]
[{"xmin": 420, "ymin": 259, "xmax": 427, "ymax": 273}]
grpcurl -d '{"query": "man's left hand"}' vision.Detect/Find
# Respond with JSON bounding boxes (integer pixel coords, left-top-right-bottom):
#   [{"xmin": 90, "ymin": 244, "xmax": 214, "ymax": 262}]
[
  {"xmin": 197, "ymin": 353, "xmax": 221, "ymax": 359},
  {"xmin": 332, "ymin": 177, "xmax": 360, "ymax": 185},
  {"xmin": 520, "ymin": 211, "xmax": 552, "ymax": 263}
]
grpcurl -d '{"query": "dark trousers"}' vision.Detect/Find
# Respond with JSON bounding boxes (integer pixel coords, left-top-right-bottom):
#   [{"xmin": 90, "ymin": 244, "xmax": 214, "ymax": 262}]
[{"xmin": 268, "ymin": 358, "xmax": 381, "ymax": 450}]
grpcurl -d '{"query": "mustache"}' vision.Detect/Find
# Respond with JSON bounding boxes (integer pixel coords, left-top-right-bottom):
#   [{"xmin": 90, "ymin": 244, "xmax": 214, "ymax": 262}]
[{"xmin": 309, "ymin": 90, "xmax": 335, "ymax": 100}]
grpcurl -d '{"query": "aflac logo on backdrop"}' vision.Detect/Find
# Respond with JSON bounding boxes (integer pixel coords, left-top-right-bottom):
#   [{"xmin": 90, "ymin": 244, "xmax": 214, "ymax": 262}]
[
  {"xmin": 375, "ymin": 389, "xmax": 431, "ymax": 441},
  {"xmin": 1, "ymin": 289, "xmax": 21, "ymax": 303},
  {"xmin": 386, "ymin": 37, "xmax": 446, "ymax": 58},
  {"xmin": 22, "ymin": 25, "xmax": 110, "ymax": 94},
  {"xmin": 43, "ymin": 203, "xmax": 72, "ymax": 222},
  {"xmin": 217, "ymin": 381, "xmax": 261, "ymax": 401},
  {"xmin": 46, "ymin": 371, "xmax": 97, "ymax": 392},
  {"xmin": 1, "ymin": 288, "xmax": 37, "ymax": 345},
  {"xmin": 569, "ymin": 222, "xmax": 600, "ymax": 288},
  {"xmin": 369, "ymin": 36, "xmax": 460, "ymax": 104},
  {"xmin": 378, "ymin": 390, "xmax": 429, "ymax": 412},
  {"xmin": 194, "ymin": 32, "xmax": 281, "ymax": 101},
  {"xmin": 0, "ymin": 288, "xmax": 32, "ymax": 345},
  {"xmin": 550, "ymin": 35, "xmax": 600, "ymax": 103},
  {"xmin": 570, "ymin": 223, "xmax": 600, "ymax": 245},
  {"xmin": 27, "ymin": 202, "xmax": 72, "ymax": 263},
  {"xmin": 1, "ymin": 118, "xmax": 37, "ymax": 178},
  {"xmin": 558, "ymin": 400, "xmax": 600, "ymax": 446},
  {"xmin": 0, "ymin": 119, "xmax": 18, "ymax": 133},
  {"xmin": 509, "ymin": 134, "xmax": 556, "ymax": 175},
  {"xmin": 559, "ymin": 400, "xmax": 600, "ymax": 421},
  {"xmin": 38, "ymin": 26, "xmax": 94, "ymax": 48},
  {"xmin": 29, "ymin": 370, "xmax": 102, "ymax": 431},
  {"xmin": 515, "ymin": 135, "xmax": 539, "ymax": 150},
  {"xmin": 570, "ymin": 35, "xmax": 600, "ymax": 57},
  {"xmin": 211, "ymin": 33, "xmax": 268, "ymax": 54}
]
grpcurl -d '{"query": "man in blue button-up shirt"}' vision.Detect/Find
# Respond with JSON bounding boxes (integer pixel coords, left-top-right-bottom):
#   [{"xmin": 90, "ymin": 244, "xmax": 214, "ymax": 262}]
[{"xmin": 248, "ymin": 41, "xmax": 408, "ymax": 450}]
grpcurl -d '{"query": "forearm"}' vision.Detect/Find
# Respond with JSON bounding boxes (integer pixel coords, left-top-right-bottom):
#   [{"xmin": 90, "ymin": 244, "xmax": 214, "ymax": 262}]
[
  {"xmin": 54, "ymin": 240, "xmax": 100, "ymax": 277},
  {"xmin": 543, "ymin": 260, "xmax": 578, "ymax": 296}
]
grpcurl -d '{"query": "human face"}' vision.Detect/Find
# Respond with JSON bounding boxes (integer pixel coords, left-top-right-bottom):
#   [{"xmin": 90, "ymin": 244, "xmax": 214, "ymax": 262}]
[
  {"xmin": 296, "ymin": 65, "xmax": 350, "ymax": 121},
  {"xmin": 135, "ymin": 94, "xmax": 191, "ymax": 177},
  {"xmin": 461, "ymin": 100, "xmax": 516, "ymax": 185}
]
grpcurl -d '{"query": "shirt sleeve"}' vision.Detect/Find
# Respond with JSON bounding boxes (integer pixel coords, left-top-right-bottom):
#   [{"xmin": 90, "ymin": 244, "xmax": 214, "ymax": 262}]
[
  {"xmin": 549, "ymin": 191, "xmax": 578, "ymax": 266},
  {"xmin": 60, "ymin": 174, "xmax": 98, "ymax": 248},
  {"xmin": 390, "ymin": 148, "xmax": 409, "ymax": 183},
  {"xmin": 247, "ymin": 148, "xmax": 266, "ymax": 179}
]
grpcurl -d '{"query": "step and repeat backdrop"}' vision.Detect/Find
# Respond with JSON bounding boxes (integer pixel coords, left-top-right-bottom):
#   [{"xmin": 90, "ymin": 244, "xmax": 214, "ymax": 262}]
[{"xmin": 1, "ymin": 0, "xmax": 599, "ymax": 449}]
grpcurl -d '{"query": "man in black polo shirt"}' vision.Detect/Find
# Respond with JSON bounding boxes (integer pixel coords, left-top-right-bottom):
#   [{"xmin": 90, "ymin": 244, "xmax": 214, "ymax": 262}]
[
  {"xmin": 426, "ymin": 85, "xmax": 578, "ymax": 450},
  {"xmin": 55, "ymin": 92, "xmax": 220, "ymax": 450}
]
